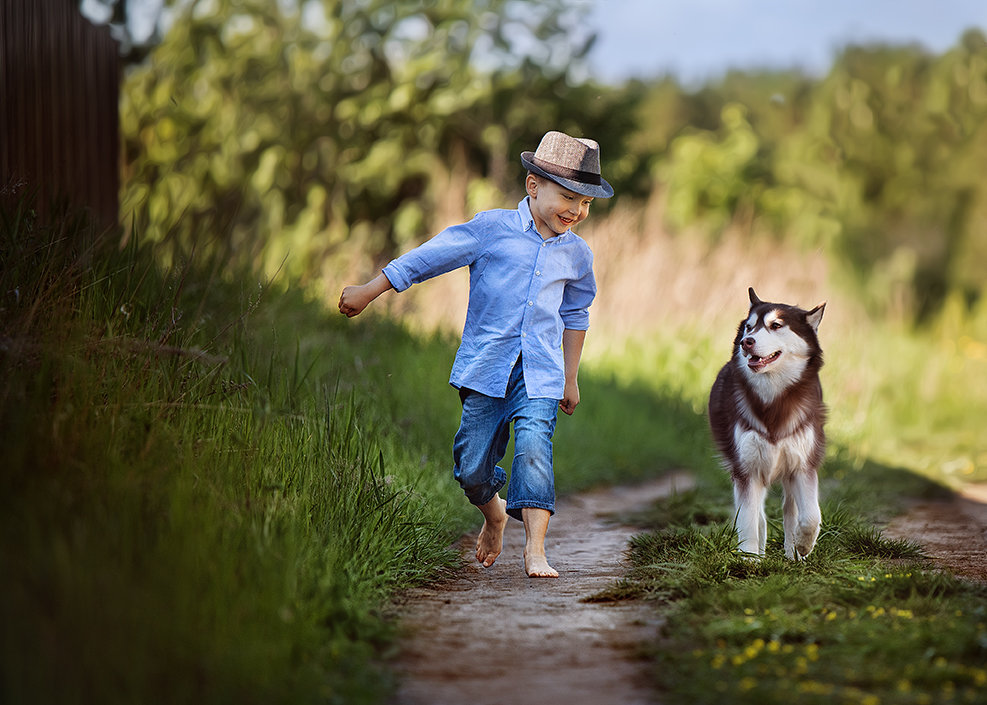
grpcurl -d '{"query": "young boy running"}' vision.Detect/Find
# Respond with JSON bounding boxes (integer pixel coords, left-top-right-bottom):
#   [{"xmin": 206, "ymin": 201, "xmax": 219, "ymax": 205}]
[{"xmin": 338, "ymin": 131, "xmax": 613, "ymax": 577}]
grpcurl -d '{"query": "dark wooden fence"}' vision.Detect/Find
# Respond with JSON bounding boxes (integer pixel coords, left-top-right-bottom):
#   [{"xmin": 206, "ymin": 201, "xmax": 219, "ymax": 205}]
[{"xmin": 1, "ymin": 0, "xmax": 120, "ymax": 229}]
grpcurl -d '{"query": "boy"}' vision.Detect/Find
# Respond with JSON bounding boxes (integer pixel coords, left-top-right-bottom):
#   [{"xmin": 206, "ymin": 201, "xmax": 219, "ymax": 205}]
[{"xmin": 338, "ymin": 131, "xmax": 613, "ymax": 578}]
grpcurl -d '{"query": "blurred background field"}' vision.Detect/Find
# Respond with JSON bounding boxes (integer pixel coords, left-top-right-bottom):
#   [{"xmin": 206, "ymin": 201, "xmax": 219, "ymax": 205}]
[
  {"xmin": 109, "ymin": 0, "xmax": 987, "ymax": 482},
  {"xmin": 3, "ymin": 1, "xmax": 987, "ymax": 703}
]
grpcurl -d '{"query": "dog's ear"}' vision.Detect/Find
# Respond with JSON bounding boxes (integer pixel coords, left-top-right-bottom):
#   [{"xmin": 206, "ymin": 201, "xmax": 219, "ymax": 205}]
[
  {"xmin": 806, "ymin": 302, "xmax": 826, "ymax": 332},
  {"xmin": 748, "ymin": 287, "xmax": 762, "ymax": 307}
]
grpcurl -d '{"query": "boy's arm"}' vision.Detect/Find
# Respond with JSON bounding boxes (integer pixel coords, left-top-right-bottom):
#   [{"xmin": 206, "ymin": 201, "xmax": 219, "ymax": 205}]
[
  {"xmin": 338, "ymin": 272, "xmax": 393, "ymax": 318},
  {"xmin": 560, "ymin": 328, "xmax": 587, "ymax": 416}
]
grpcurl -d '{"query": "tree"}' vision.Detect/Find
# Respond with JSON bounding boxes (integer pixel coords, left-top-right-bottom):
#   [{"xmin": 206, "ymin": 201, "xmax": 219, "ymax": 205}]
[{"xmin": 119, "ymin": 0, "xmax": 603, "ymax": 281}]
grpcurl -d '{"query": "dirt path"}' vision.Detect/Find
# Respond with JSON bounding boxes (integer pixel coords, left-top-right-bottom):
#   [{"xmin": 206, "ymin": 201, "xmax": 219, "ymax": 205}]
[
  {"xmin": 883, "ymin": 483, "xmax": 987, "ymax": 583},
  {"xmin": 390, "ymin": 473, "xmax": 693, "ymax": 705}
]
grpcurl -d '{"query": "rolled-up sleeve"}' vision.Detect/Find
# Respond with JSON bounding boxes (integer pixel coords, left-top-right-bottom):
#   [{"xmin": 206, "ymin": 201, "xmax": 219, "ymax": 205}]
[
  {"xmin": 382, "ymin": 222, "xmax": 480, "ymax": 292},
  {"xmin": 559, "ymin": 255, "xmax": 596, "ymax": 331}
]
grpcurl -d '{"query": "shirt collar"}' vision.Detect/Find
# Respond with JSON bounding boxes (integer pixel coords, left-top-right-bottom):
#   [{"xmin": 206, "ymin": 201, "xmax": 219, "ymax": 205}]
[{"xmin": 517, "ymin": 197, "xmax": 569, "ymax": 241}]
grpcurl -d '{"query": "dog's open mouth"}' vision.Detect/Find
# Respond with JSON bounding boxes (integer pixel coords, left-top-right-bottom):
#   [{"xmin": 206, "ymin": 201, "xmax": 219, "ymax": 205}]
[{"xmin": 747, "ymin": 350, "xmax": 781, "ymax": 371}]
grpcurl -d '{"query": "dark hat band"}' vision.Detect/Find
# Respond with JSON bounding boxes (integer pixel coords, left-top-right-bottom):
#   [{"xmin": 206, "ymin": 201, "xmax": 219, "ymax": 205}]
[{"xmin": 530, "ymin": 156, "xmax": 602, "ymax": 186}]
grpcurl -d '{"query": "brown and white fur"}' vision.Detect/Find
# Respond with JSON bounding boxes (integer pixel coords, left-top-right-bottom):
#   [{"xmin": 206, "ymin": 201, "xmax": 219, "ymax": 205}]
[{"xmin": 708, "ymin": 288, "xmax": 827, "ymax": 560}]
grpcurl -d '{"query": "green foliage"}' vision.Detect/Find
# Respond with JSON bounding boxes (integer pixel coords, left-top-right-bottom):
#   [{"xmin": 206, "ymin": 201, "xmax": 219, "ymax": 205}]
[
  {"xmin": 798, "ymin": 34, "xmax": 987, "ymax": 320},
  {"xmin": 659, "ymin": 102, "xmax": 763, "ymax": 234},
  {"xmin": 652, "ymin": 31, "xmax": 987, "ymax": 321},
  {"xmin": 119, "ymin": 0, "xmax": 619, "ymax": 280},
  {"xmin": 120, "ymin": 0, "xmax": 987, "ymax": 323}
]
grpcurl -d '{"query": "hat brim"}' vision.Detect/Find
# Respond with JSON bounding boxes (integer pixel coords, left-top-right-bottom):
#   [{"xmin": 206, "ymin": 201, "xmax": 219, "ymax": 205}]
[{"xmin": 521, "ymin": 152, "xmax": 614, "ymax": 199}]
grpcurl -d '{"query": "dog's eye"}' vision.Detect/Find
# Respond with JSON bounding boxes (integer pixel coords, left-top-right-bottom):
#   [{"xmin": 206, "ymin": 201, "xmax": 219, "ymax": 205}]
[{"xmin": 770, "ymin": 321, "xmax": 784, "ymax": 330}]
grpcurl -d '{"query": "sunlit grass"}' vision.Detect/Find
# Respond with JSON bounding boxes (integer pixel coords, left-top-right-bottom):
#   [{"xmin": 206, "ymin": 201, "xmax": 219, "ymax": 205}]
[{"xmin": 609, "ymin": 480, "xmax": 987, "ymax": 705}]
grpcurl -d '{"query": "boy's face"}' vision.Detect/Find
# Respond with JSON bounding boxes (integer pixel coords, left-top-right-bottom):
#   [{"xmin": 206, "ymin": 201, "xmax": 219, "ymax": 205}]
[{"xmin": 526, "ymin": 175, "xmax": 593, "ymax": 238}]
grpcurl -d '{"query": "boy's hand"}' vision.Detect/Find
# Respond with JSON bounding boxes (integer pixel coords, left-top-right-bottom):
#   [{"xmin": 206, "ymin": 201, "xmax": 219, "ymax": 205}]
[
  {"xmin": 559, "ymin": 380, "xmax": 580, "ymax": 416},
  {"xmin": 338, "ymin": 273, "xmax": 394, "ymax": 317},
  {"xmin": 338, "ymin": 284, "xmax": 372, "ymax": 317}
]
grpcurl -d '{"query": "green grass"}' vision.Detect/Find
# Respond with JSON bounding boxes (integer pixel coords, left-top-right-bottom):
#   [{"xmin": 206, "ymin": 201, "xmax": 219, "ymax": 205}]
[
  {"xmin": 0, "ymin": 205, "xmax": 465, "ymax": 704},
  {"xmin": 597, "ymin": 454, "xmax": 987, "ymax": 705}
]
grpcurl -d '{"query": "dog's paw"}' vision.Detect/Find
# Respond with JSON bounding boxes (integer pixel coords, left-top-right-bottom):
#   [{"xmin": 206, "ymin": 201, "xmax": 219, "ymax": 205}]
[
  {"xmin": 791, "ymin": 521, "xmax": 820, "ymax": 561},
  {"xmin": 784, "ymin": 542, "xmax": 814, "ymax": 561},
  {"xmin": 794, "ymin": 543, "xmax": 815, "ymax": 561}
]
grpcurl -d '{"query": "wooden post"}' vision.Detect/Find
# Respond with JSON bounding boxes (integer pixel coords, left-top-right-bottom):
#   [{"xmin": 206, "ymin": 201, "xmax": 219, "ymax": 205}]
[{"xmin": 1, "ymin": 0, "xmax": 120, "ymax": 230}]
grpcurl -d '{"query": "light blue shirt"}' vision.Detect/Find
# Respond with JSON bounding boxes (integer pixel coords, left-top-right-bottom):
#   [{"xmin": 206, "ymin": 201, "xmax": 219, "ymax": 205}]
[{"xmin": 382, "ymin": 198, "xmax": 596, "ymax": 399}]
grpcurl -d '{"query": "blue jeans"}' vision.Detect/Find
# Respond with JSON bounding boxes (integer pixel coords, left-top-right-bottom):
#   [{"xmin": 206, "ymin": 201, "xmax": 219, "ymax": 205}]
[{"xmin": 453, "ymin": 358, "xmax": 558, "ymax": 521}]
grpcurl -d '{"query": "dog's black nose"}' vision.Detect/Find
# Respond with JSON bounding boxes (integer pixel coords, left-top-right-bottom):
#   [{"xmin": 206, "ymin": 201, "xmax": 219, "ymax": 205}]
[{"xmin": 742, "ymin": 337, "xmax": 755, "ymax": 351}]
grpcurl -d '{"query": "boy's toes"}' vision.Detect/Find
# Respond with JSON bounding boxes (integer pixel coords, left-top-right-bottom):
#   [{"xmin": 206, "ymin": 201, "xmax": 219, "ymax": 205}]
[{"xmin": 524, "ymin": 554, "xmax": 558, "ymax": 578}]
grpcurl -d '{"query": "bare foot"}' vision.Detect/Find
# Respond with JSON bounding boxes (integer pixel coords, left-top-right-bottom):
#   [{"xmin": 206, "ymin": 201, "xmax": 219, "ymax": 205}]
[
  {"xmin": 521, "ymin": 507, "xmax": 558, "ymax": 577},
  {"xmin": 524, "ymin": 551, "xmax": 559, "ymax": 578},
  {"xmin": 475, "ymin": 496, "xmax": 508, "ymax": 567}
]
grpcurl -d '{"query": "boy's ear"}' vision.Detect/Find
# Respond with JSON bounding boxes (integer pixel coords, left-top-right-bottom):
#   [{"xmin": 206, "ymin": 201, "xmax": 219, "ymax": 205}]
[{"xmin": 525, "ymin": 173, "xmax": 539, "ymax": 198}]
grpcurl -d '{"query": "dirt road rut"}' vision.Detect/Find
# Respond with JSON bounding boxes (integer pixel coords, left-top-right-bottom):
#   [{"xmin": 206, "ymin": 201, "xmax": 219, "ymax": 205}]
[
  {"xmin": 884, "ymin": 483, "xmax": 987, "ymax": 584},
  {"xmin": 391, "ymin": 474, "xmax": 692, "ymax": 705}
]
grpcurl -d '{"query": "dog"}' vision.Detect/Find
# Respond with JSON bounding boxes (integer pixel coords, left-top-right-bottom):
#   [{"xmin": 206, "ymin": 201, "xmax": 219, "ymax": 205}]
[{"xmin": 708, "ymin": 288, "xmax": 827, "ymax": 560}]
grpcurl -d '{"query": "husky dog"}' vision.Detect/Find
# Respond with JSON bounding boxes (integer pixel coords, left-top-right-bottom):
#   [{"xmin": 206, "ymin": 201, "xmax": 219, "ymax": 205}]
[{"xmin": 708, "ymin": 288, "xmax": 827, "ymax": 560}]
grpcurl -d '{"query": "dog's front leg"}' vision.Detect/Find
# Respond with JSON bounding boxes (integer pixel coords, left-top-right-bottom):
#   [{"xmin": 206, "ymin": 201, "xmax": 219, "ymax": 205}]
[
  {"xmin": 782, "ymin": 483, "xmax": 798, "ymax": 560},
  {"xmin": 733, "ymin": 479, "xmax": 767, "ymax": 557},
  {"xmin": 783, "ymin": 470, "xmax": 821, "ymax": 560}
]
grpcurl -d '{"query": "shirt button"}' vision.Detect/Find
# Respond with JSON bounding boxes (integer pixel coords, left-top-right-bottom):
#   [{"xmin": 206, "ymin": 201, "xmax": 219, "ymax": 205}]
[
  {"xmin": 542, "ymin": 242, "xmax": 546, "ymax": 247},
  {"xmin": 535, "ymin": 271, "xmax": 541, "ymax": 276},
  {"xmin": 527, "ymin": 301, "xmax": 533, "ymax": 306},
  {"xmin": 521, "ymin": 332, "xmax": 527, "ymax": 338}
]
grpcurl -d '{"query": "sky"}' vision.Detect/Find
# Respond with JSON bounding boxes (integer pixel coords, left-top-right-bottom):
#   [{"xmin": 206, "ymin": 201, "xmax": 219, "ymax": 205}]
[
  {"xmin": 584, "ymin": 0, "xmax": 987, "ymax": 85},
  {"xmin": 82, "ymin": 0, "xmax": 987, "ymax": 85}
]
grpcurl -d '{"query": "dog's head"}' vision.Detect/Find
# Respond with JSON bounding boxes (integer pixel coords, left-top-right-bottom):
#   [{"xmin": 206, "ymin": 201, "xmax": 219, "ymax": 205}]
[{"xmin": 733, "ymin": 288, "xmax": 825, "ymax": 381}]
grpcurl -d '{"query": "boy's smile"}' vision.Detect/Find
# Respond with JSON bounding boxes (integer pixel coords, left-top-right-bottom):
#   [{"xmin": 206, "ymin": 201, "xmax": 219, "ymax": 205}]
[{"xmin": 526, "ymin": 175, "xmax": 593, "ymax": 239}]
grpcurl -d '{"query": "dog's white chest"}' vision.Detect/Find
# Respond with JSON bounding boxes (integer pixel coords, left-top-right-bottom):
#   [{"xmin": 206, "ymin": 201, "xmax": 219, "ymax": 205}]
[{"xmin": 733, "ymin": 425, "xmax": 817, "ymax": 484}]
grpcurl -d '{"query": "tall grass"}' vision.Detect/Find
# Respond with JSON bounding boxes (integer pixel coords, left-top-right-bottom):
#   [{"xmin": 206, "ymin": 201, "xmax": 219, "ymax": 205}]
[{"xmin": 0, "ymin": 204, "xmax": 466, "ymax": 704}]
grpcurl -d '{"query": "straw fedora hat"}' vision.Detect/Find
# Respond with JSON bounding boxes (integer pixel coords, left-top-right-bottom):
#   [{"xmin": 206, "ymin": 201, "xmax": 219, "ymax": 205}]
[{"xmin": 521, "ymin": 131, "xmax": 614, "ymax": 199}]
